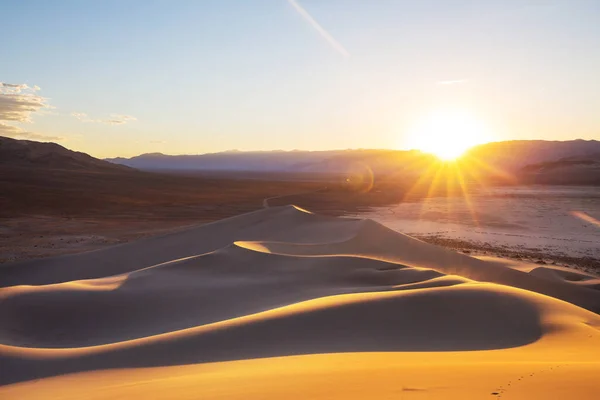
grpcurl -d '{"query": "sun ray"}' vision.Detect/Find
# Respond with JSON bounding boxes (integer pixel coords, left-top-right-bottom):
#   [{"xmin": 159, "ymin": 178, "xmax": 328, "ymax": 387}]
[
  {"xmin": 418, "ymin": 163, "xmax": 446, "ymax": 221},
  {"xmin": 453, "ymin": 163, "xmax": 480, "ymax": 228},
  {"xmin": 462, "ymin": 154, "xmax": 517, "ymax": 184},
  {"xmin": 401, "ymin": 160, "xmax": 441, "ymax": 203}
]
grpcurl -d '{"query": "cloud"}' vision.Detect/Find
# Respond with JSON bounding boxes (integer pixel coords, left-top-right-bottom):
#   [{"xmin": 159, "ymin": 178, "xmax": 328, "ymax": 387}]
[
  {"xmin": 0, "ymin": 122, "xmax": 63, "ymax": 141},
  {"xmin": 0, "ymin": 82, "xmax": 49, "ymax": 122},
  {"xmin": 71, "ymin": 112, "xmax": 89, "ymax": 120},
  {"xmin": 72, "ymin": 112, "xmax": 137, "ymax": 125},
  {"xmin": 288, "ymin": 0, "xmax": 350, "ymax": 57},
  {"xmin": 106, "ymin": 114, "xmax": 137, "ymax": 125},
  {"xmin": 437, "ymin": 79, "xmax": 468, "ymax": 85},
  {"xmin": 0, "ymin": 82, "xmax": 61, "ymax": 141},
  {"xmin": 1, "ymin": 82, "xmax": 41, "ymax": 92}
]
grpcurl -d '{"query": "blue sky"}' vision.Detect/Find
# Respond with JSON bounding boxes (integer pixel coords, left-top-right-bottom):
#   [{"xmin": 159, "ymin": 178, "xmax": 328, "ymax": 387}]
[{"xmin": 2, "ymin": 0, "xmax": 599, "ymax": 157}]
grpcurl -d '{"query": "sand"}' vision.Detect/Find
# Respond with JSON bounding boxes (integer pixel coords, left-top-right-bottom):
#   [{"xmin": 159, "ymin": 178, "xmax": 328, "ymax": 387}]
[{"xmin": 1, "ymin": 205, "xmax": 599, "ymax": 399}]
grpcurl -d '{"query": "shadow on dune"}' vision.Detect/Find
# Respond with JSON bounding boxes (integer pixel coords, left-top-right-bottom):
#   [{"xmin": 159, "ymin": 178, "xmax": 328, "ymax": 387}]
[
  {"xmin": 0, "ymin": 285, "xmax": 543, "ymax": 386},
  {"xmin": 1, "ymin": 205, "xmax": 599, "ymax": 387},
  {"xmin": 233, "ymin": 217, "xmax": 600, "ymax": 314},
  {"xmin": 0, "ymin": 246, "xmax": 458, "ymax": 348},
  {"xmin": 1, "ymin": 205, "xmax": 599, "ymax": 315},
  {"xmin": 0, "ymin": 206, "xmax": 359, "ymax": 287}
]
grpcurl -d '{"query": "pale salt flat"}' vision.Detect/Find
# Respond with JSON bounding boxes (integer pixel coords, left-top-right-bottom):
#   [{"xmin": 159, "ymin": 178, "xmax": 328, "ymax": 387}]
[{"xmin": 359, "ymin": 185, "xmax": 600, "ymax": 259}]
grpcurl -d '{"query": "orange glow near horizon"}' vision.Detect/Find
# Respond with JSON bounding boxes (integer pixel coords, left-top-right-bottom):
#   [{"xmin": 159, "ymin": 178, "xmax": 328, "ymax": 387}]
[{"xmin": 406, "ymin": 110, "xmax": 493, "ymax": 161}]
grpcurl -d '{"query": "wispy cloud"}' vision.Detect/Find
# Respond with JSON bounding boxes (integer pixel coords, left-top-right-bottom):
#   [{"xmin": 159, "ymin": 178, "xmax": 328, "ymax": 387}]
[
  {"xmin": 437, "ymin": 79, "xmax": 469, "ymax": 85},
  {"xmin": 287, "ymin": 0, "xmax": 349, "ymax": 57},
  {"xmin": 71, "ymin": 112, "xmax": 89, "ymax": 120},
  {"xmin": 0, "ymin": 82, "xmax": 61, "ymax": 141},
  {"xmin": 105, "ymin": 114, "xmax": 137, "ymax": 125},
  {"xmin": 0, "ymin": 122, "xmax": 63, "ymax": 141},
  {"xmin": 72, "ymin": 112, "xmax": 137, "ymax": 125},
  {"xmin": 0, "ymin": 82, "xmax": 41, "ymax": 93}
]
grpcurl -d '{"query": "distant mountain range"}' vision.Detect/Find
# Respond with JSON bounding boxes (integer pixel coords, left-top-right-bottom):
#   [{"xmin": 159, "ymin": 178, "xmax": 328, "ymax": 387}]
[
  {"xmin": 105, "ymin": 140, "xmax": 600, "ymax": 183},
  {"xmin": 106, "ymin": 149, "xmax": 438, "ymax": 175},
  {"xmin": 1, "ymin": 136, "xmax": 599, "ymax": 185},
  {"xmin": 465, "ymin": 140, "xmax": 600, "ymax": 170},
  {"xmin": 465, "ymin": 140, "xmax": 600, "ymax": 184}
]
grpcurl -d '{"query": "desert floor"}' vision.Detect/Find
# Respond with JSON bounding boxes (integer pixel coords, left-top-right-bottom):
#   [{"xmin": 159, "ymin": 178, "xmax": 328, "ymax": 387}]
[{"xmin": 360, "ymin": 185, "xmax": 600, "ymax": 271}]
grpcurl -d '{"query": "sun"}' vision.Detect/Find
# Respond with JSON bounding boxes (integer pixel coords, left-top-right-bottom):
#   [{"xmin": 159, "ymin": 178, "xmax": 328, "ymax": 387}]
[{"xmin": 406, "ymin": 110, "xmax": 492, "ymax": 160}]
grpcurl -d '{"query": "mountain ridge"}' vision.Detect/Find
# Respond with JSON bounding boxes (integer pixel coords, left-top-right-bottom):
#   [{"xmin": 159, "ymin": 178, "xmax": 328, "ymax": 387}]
[
  {"xmin": 104, "ymin": 140, "xmax": 600, "ymax": 177},
  {"xmin": 0, "ymin": 136, "xmax": 132, "ymax": 172}
]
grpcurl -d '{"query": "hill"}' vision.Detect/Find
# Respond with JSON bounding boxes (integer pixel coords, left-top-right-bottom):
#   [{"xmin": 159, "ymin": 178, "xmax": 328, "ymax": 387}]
[
  {"xmin": 0, "ymin": 136, "xmax": 131, "ymax": 172},
  {"xmin": 466, "ymin": 140, "xmax": 600, "ymax": 171},
  {"xmin": 516, "ymin": 154, "xmax": 600, "ymax": 185}
]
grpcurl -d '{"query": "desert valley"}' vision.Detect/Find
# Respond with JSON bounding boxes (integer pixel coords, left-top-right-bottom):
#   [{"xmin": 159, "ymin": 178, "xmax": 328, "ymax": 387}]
[
  {"xmin": 2, "ymin": 1, "xmax": 600, "ymax": 397},
  {"xmin": 1, "ymin": 136, "xmax": 600, "ymax": 399}
]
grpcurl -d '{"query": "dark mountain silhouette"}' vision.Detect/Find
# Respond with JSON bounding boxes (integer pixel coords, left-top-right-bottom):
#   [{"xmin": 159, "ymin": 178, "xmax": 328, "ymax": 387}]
[
  {"xmin": 517, "ymin": 155, "xmax": 600, "ymax": 185},
  {"xmin": 465, "ymin": 140, "xmax": 600, "ymax": 171},
  {"xmin": 0, "ymin": 136, "xmax": 131, "ymax": 172}
]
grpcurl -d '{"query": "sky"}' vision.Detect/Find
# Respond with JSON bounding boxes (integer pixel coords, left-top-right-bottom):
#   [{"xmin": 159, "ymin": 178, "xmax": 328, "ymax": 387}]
[{"xmin": 1, "ymin": 0, "xmax": 600, "ymax": 158}]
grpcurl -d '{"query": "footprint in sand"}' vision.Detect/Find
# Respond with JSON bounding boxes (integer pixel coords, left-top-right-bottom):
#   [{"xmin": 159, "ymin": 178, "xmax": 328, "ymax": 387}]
[{"xmin": 493, "ymin": 364, "xmax": 564, "ymax": 397}]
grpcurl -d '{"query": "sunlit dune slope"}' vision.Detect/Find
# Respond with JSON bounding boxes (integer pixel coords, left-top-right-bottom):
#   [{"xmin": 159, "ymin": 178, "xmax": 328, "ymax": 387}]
[
  {"xmin": 2, "ymin": 206, "xmax": 599, "ymax": 312},
  {"xmin": 1, "ymin": 205, "xmax": 600, "ymax": 399}
]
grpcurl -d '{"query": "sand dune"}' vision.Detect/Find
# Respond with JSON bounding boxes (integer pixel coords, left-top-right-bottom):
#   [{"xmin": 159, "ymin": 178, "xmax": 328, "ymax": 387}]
[{"xmin": 1, "ymin": 205, "xmax": 600, "ymax": 399}]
